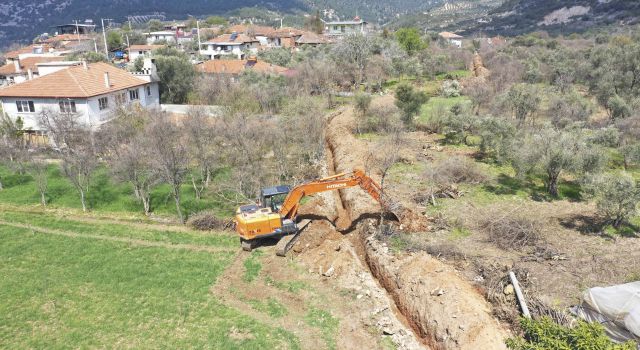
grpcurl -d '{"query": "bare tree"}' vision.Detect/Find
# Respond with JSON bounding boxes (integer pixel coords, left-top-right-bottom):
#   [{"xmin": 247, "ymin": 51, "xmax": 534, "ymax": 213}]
[
  {"xmin": 25, "ymin": 156, "xmax": 49, "ymax": 206},
  {"xmin": 98, "ymin": 106, "xmax": 159, "ymax": 215},
  {"xmin": 146, "ymin": 111, "xmax": 189, "ymax": 223},
  {"xmin": 367, "ymin": 127, "xmax": 405, "ymax": 232},
  {"xmin": 38, "ymin": 110, "xmax": 96, "ymax": 212},
  {"xmin": 183, "ymin": 108, "xmax": 219, "ymax": 200}
]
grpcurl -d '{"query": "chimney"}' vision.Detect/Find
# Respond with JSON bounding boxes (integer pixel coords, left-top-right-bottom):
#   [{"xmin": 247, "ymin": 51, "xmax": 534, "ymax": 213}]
[
  {"xmin": 104, "ymin": 72, "xmax": 110, "ymax": 88},
  {"xmin": 13, "ymin": 59, "xmax": 21, "ymax": 73},
  {"xmin": 27, "ymin": 69, "xmax": 33, "ymax": 80}
]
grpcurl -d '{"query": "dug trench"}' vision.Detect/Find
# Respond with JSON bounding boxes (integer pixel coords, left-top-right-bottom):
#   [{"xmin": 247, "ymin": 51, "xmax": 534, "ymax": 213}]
[{"xmin": 293, "ymin": 106, "xmax": 510, "ymax": 349}]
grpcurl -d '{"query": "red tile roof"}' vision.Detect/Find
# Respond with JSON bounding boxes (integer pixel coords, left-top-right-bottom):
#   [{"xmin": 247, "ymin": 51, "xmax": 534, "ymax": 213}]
[
  {"xmin": 0, "ymin": 57, "xmax": 66, "ymax": 76},
  {"xmin": 0, "ymin": 62, "xmax": 149, "ymax": 98}
]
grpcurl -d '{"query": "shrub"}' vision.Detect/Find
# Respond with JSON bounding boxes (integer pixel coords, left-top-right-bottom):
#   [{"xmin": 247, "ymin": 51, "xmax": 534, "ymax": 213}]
[
  {"xmin": 481, "ymin": 213, "xmax": 542, "ymax": 251},
  {"xmin": 426, "ymin": 156, "xmax": 487, "ymax": 185},
  {"xmin": 507, "ymin": 317, "xmax": 636, "ymax": 350},
  {"xmin": 441, "ymin": 80, "xmax": 461, "ymax": 98}
]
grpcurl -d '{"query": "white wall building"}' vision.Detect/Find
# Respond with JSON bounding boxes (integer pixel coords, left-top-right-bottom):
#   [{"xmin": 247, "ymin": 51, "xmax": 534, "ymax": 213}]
[
  {"xmin": 324, "ymin": 17, "xmax": 367, "ymax": 36},
  {"xmin": 0, "ymin": 62, "xmax": 159, "ymax": 135},
  {"xmin": 127, "ymin": 44, "xmax": 165, "ymax": 62},
  {"xmin": 199, "ymin": 33, "xmax": 259, "ymax": 60},
  {"xmin": 145, "ymin": 31, "xmax": 177, "ymax": 45}
]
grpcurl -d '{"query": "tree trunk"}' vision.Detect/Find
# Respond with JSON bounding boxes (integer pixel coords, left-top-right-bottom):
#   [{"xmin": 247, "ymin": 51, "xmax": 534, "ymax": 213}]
[
  {"xmin": 40, "ymin": 191, "xmax": 46, "ymax": 206},
  {"xmin": 547, "ymin": 172, "xmax": 559, "ymax": 197},
  {"xmin": 191, "ymin": 175, "xmax": 202, "ymax": 200},
  {"xmin": 0, "ymin": 178, "xmax": 3, "ymax": 191},
  {"xmin": 173, "ymin": 187, "xmax": 184, "ymax": 224},
  {"xmin": 205, "ymin": 168, "xmax": 211, "ymax": 188},
  {"xmin": 80, "ymin": 189, "xmax": 87, "ymax": 212},
  {"xmin": 142, "ymin": 195, "xmax": 151, "ymax": 216}
]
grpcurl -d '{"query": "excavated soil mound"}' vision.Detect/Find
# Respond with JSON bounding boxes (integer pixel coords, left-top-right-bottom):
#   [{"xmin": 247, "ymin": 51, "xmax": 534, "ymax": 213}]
[{"xmin": 320, "ymin": 105, "xmax": 509, "ymax": 350}]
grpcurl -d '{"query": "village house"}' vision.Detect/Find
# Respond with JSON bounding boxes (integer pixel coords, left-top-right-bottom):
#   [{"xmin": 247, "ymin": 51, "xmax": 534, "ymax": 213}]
[
  {"xmin": 195, "ymin": 56, "xmax": 290, "ymax": 81},
  {"xmin": 225, "ymin": 24, "xmax": 276, "ymax": 46},
  {"xmin": 0, "ymin": 57, "xmax": 71, "ymax": 86},
  {"xmin": 324, "ymin": 17, "xmax": 367, "ymax": 36},
  {"xmin": 3, "ymin": 45, "xmax": 58, "ymax": 62},
  {"xmin": 439, "ymin": 32, "xmax": 464, "ymax": 48},
  {"xmin": 199, "ymin": 33, "xmax": 259, "ymax": 60},
  {"xmin": 145, "ymin": 31, "xmax": 177, "ymax": 45},
  {"xmin": 0, "ymin": 62, "xmax": 160, "ymax": 139},
  {"xmin": 127, "ymin": 44, "xmax": 165, "ymax": 62}
]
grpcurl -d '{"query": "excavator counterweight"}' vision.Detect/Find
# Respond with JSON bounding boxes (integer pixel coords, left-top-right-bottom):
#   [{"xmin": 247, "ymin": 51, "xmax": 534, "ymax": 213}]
[{"xmin": 234, "ymin": 169, "xmax": 398, "ymax": 256}]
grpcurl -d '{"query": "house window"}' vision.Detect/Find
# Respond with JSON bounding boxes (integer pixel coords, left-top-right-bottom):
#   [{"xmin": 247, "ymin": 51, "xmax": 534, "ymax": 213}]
[
  {"xmin": 115, "ymin": 92, "xmax": 127, "ymax": 105},
  {"xmin": 129, "ymin": 89, "xmax": 139, "ymax": 100},
  {"xmin": 146, "ymin": 85, "xmax": 152, "ymax": 96},
  {"xmin": 16, "ymin": 100, "xmax": 35, "ymax": 113},
  {"xmin": 98, "ymin": 97, "xmax": 109, "ymax": 110},
  {"xmin": 59, "ymin": 100, "xmax": 77, "ymax": 113}
]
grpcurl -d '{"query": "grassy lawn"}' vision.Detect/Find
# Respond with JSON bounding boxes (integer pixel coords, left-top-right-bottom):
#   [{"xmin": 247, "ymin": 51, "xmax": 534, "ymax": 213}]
[
  {"xmin": 0, "ymin": 165, "xmax": 235, "ymax": 220},
  {"xmin": 418, "ymin": 96, "xmax": 472, "ymax": 124},
  {"xmin": 0, "ymin": 208, "xmax": 237, "ymax": 248},
  {"xmin": 0, "ymin": 220, "xmax": 299, "ymax": 349}
]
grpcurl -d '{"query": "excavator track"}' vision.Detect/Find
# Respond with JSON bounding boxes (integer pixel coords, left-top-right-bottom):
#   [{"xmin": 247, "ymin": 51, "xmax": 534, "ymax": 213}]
[{"xmin": 275, "ymin": 219, "xmax": 311, "ymax": 257}]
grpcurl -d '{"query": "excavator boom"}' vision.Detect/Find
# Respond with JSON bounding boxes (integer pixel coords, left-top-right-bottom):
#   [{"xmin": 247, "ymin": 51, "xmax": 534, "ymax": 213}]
[{"xmin": 234, "ymin": 169, "xmax": 397, "ymax": 254}]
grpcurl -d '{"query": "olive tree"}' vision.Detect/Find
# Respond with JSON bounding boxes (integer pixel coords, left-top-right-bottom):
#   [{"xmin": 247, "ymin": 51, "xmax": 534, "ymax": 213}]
[
  {"xmin": 583, "ymin": 173, "xmax": 640, "ymax": 229},
  {"xmin": 395, "ymin": 82, "xmax": 428, "ymax": 127},
  {"xmin": 332, "ymin": 33, "xmax": 373, "ymax": 86},
  {"xmin": 506, "ymin": 83, "xmax": 541, "ymax": 125},
  {"xmin": 510, "ymin": 128, "xmax": 606, "ymax": 197}
]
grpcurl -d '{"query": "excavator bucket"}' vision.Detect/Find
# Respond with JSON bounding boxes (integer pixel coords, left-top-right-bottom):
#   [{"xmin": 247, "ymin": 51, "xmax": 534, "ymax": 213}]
[{"xmin": 275, "ymin": 219, "xmax": 311, "ymax": 257}]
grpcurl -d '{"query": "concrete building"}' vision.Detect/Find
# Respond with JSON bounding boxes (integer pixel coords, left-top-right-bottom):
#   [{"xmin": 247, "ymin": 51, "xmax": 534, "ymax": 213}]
[
  {"xmin": 127, "ymin": 44, "xmax": 165, "ymax": 62},
  {"xmin": 199, "ymin": 33, "xmax": 259, "ymax": 60},
  {"xmin": 439, "ymin": 32, "xmax": 464, "ymax": 48},
  {"xmin": 0, "ymin": 62, "xmax": 159, "ymax": 135},
  {"xmin": 324, "ymin": 17, "xmax": 367, "ymax": 36},
  {"xmin": 145, "ymin": 31, "xmax": 177, "ymax": 45}
]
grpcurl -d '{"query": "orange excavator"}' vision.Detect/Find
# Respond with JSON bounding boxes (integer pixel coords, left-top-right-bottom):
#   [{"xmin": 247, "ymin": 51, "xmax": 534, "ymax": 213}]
[{"xmin": 234, "ymin": 169, "xmax": 396, "ymax": 256}]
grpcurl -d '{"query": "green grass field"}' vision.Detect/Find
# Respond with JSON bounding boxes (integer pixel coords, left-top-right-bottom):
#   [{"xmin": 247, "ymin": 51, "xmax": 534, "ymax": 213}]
[
  {"xmin": 418, "ymin": 96, "xmax": 472, "ymax": 124},
  {"xmin": 0, "ymin": 165, "xmax": 235, "ymax": 220},
  {"xmin": 0, "ymin": 207, "xmax": 301, "ymax": 349}
]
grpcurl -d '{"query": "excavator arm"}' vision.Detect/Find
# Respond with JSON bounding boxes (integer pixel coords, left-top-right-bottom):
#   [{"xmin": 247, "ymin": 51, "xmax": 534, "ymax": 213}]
[{"xmin": 278, "ymin": 169, "xmax": 392, "ymax": 220}]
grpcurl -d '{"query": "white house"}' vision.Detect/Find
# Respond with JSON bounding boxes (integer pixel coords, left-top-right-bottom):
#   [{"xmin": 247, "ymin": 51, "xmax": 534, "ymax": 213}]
[
  {"xmin": 0, "ymin": 62, "xmax": 160, "ymax": 138},
  {"xmin": 324, "ymin": 17, "xmax": 367, "ymax": 36},
  {"xmin": 199, "ymin": 33, "xmax": 259, "ymax": 60},
  {"xmin": 439, "ymin": 32, "xmax": 464, "ymax": 48},
  {"xmin": 127, "ymin": 44, "xmax": 165, "ymax": 62},
  {"xmin": 0, "ymin": 57, "xmax": 72, "ymax": 86},
  {"xmin": 145, "ymin": 31, "xmax": 177, "ymax": 45}
]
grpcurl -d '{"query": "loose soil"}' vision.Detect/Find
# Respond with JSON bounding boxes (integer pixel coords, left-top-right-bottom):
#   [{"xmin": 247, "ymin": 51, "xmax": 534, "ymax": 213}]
[{"xmin": 289, "ymin": 104, "xmax": 509, "ymax": 349}]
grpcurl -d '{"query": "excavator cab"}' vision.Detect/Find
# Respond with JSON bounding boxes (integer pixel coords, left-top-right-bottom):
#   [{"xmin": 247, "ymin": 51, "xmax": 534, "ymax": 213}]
[{"xmin": 260, "ymin": 185, "xmax": 291, "ymax": 212}]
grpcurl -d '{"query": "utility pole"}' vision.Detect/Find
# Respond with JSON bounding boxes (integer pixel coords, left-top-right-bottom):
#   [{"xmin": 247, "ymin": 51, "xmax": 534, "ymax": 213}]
[
  {"xmin": 101, "ymin": 18, "xmax": 113, "ymax": 60},
  {"xmin": 196, "ymin": 20, "xmax": 202, "ymax": 54},
  {"xmin": 74, "ymin": 20, "xmax": 81, "ymax": 42}
]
